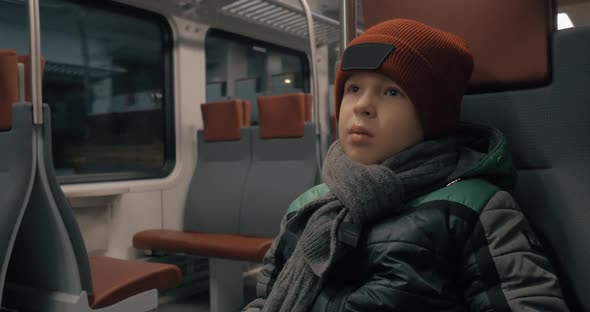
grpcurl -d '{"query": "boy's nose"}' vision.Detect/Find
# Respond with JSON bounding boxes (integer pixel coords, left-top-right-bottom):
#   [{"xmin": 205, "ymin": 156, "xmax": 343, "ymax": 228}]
[{"xmin": 353, "ymin": 93, "xmax": 376, "ymax": 117}]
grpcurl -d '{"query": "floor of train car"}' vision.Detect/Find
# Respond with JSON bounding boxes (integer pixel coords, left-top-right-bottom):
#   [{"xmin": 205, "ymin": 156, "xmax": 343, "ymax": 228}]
[
  {"xmin": 158, "ymin": 294, "xmax": 210, "ymax": 312},
  {"xmin": 0, "ymin": 280, "xmax": 254, "ymax": 312},
  {"xmin": 158, "ymin": 274, "xmax": 257, "ymax": 312}
]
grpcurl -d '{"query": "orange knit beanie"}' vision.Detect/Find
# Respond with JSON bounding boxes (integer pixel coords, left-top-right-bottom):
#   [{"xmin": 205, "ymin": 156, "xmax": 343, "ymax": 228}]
[{"xmin": 335, "ymin": 19, "xmax": 474, "ymax": 138}]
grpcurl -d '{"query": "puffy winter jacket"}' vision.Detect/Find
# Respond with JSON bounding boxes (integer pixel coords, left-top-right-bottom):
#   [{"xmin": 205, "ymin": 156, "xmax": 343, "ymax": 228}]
[{"xmin": 245, "ymin": 124, "xmax": 569, "ymax": 311}]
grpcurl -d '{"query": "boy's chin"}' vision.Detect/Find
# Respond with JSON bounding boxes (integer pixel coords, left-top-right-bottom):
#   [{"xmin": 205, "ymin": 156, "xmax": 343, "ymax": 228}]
[{"xmin": 343, "ymin": 147, "xmax": 380, "ymax": 165}]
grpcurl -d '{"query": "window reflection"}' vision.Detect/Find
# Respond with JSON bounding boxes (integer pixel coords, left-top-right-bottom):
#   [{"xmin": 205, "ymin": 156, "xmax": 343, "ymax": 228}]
[
  {"xmin": 0, "ymin": 0, "xmax": 174, "ymax": 182},
  {"xmin": 205, "ymin": 29, "xmax": 309, "ymax": 124}
]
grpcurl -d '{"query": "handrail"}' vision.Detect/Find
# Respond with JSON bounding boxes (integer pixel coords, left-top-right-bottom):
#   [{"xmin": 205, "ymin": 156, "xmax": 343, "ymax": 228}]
[
  {"xmin": 340, "ymin": 0, "xmax": 357, "ymax": 56},
  {"xmin": 28, "ymin": 0, "xmax": 43, "ymax": 125},
  {"xmin": 298, "ymin": 0, "xmax": 323, "ymax": 168}
]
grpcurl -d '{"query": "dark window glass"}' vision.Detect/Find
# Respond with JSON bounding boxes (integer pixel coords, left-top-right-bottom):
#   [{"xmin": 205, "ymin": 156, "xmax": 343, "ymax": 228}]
[
  {"xmin": 0, "ymin": 0, "xmax": 175, "ymax": 183},
  {"xmin": 205, "ymin": 29, "xmax": 309, "ymax": 124}
]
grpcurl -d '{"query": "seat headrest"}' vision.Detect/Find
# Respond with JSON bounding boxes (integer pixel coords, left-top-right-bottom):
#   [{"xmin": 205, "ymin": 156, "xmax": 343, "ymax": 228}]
[
  {"xmin": 258, "ymin": 93, "xmax": 305, "ymax": 139},
  {"xmin": 242, "ymin": 100, "xmax": 251, "ymax": 127},
  {"xmin": 201, "ymin": 100, "xmax": 245, "ymax": 142},
  {"xmin": 361, "ymin": 0, "xmax": 553, "ymax": 92},
  {"xmin": 0, "ymin": 49, "xmax": 18, "ymax": 131},
  {"xmin": 304, "ymin": 94, "xmax": 312, "ymax": 122}
]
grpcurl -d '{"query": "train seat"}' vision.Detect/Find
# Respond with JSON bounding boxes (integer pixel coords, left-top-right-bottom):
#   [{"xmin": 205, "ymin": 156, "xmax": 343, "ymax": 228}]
[
  {"xmin": 242, "ymin": 100, "xmax": 252, "ymax": 126},
  {"xmin": 134, "ymin": 95, "xmax": 316, "ymax": 256},
  {"xmin": 2, "ymin": 53, "xmax": 181, "ymax": 311},
  {"xmin": 133, "ymin": 94, "xmax": 316, "ymax": 312},
  {"xmin": 133, "ymin": 230, "xmax": 271, "ymax": 262},
  {"xmin": 88, "ymin": 256, "xmax": 181, "ymax": 309},
  {"xmin": 0, "ymin": 49, "xmax": 18, "ymax": 130},
  {"xmin": 0, "ymin": 49, "xmax": 35, "ymax": 307},
  {"xmin": 133, "ymin": 99, "xmax": 267, "ymax": 312},
  {"xmin": 186, "ymin": 99, "xmax": 253, "ymax": 234},
  {"xmin": 4, "ymin": 104, "xmax": 182, "ymax": 311},
  {"xmin": 241, "ymin": 93, "xmax": 317, "ymax": 237},
  {"xmin": 305, "ymin": 93, "xmax": 312, "ymax": 122},
  {"xmin": 363, "ymin": 0, "xmax": 589, "ymax": 310},
  {"xmin": 134, "ymin": 99, "xmax": 272, "ymax": 259}
]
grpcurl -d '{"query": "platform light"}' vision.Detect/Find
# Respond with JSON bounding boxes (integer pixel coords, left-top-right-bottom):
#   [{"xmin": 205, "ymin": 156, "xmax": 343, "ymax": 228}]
[
  {"xmin": 284, "ymin": 78, "xmax": 292, "ymax": 84},
  {"xmin": 558, "ymin": 13, "xmax": 574, "ymax": 30}
]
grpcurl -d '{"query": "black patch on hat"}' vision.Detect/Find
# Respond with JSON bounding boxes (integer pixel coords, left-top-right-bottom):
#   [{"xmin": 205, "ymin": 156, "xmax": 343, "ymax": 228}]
[{"xmin": 341, "ymin": 43, "xmax": 395, "ymax": 71}]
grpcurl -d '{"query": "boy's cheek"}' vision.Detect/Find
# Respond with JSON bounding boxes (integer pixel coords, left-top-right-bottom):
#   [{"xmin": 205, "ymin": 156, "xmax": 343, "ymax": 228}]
[{"xmin": 337, "ymin": 119, "xmax": 347, "ymax": 140}]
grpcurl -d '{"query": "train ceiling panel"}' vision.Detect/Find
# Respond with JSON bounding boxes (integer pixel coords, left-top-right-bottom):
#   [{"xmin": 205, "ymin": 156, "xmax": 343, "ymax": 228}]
[{"xmin": 172, "ymin": 0, "xmax": 344, "ymax": 45}]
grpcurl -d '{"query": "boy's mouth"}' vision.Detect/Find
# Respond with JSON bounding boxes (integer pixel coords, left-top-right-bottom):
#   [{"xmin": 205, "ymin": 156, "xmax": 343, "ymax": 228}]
[
  {"xmin": 348, "ymin": 125, "xmax": 373, "ymax": 145},
  {"xmin": 349, "ymin": 125, "xmax": 373, "ymax": 137}
]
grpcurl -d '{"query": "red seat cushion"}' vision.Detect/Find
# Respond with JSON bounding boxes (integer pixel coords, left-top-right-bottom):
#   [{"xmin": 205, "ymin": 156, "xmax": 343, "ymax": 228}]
[
  {"xmin": 304, "ymin": 94, "xmax": 312, "ymax": 122},
  {"xmin": 201, "ymin": 100, "xmax": 243, "ymax": 142},
  {"xmin": 88, "ymin": 256, "xmax": 181, "ymax": 309},
  {"xmin": 257, "ymin": 93, "xmax": 306, "ymax": 139},
  {"xmin": 0, "ymin": 49, "xmax": 18, "ymax": 131},
  {"xmin": 133, "ymin": 229, "xmax": 273, "ymax": 263}
]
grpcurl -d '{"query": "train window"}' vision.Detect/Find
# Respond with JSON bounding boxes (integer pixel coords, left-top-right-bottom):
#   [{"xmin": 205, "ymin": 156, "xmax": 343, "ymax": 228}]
[
  {"xmin": 205, "ymin": 29, "xmax": 310, "ymax": 124},
  {"xmin": 557, "ymin": 1, "xmax": 590, "ymax": 29},
  {"xmin": 40, "ymin": 0, "xmax": 174, "ymax": 183}
]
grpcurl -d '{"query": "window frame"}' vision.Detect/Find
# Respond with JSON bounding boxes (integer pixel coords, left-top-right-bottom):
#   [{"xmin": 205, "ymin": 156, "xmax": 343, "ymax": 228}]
[{"xmin": 47, "ymin": 0, "xmax": 176, "ymax": 185}]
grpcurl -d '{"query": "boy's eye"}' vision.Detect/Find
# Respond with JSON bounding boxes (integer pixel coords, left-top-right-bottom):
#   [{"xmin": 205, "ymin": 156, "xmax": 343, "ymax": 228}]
[
  {"xmin": 386, "ymin": 88, "xmax": 399, "ymax": 96},
  {"xmin": 350, "ymin": 85, "xmax": 359, "ymax": 93}
]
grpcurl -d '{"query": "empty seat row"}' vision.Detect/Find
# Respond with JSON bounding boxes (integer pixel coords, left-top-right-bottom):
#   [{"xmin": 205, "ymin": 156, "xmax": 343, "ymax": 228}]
[
  {"xmin": 207, "ymin": 79, "xmax": 313, "ymax": 126},
  {"xmin": 134, "ymin": 92, "xmax": 318, "ymax": 260},
  {"xmin": 133, "ymin": 92, "xmax": 318, "ymax": 312},
  {"xmin": 0, "ymin": 48, "xmax": 181, "ymax": 311}
]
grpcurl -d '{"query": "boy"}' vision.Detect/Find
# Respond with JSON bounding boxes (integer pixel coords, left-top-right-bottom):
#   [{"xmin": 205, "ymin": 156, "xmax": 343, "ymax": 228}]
[{"xmin": 244, "ymin": 19, "xmax": 569, "ymax": 311}]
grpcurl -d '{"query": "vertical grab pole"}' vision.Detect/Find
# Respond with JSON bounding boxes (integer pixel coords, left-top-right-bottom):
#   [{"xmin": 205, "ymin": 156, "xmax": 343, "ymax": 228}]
[
  {"xmin": 340, "ymin": 0, "xmax": 356, "ymax": 56},
  {"xmin": 28, "ymin": 0, "xmax": 43, "ymax": 125},
  {"xmin": 298, "ymin": 0, "xmax": 323, "ymax": 168}
]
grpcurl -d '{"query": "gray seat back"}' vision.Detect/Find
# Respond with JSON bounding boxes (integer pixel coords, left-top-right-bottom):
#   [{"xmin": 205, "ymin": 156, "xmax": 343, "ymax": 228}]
[
  {"xmin": 240, "ymin": 93, "xmax": 317, "ymax": 237},
  {"xmin": 183, "ymin": 100, "xmax": 251, "ymax": 234},
  {"xmin": 6, "ymin": 105, "xmax": 92, "ymax": 297},
  {"xmin": 0, "ymin": 104, "xmax": 35, "ymax": 306},
  {"xmin": 240, "ymin": 125, "xmax": 317, "ymax": 238},
  {"xmin": 42, "ymin": 105, "xmax": 94, "ymax": 290},
  {"xmin": 184, "ymin": 129, "xmax": 251, "ymax": 234},
  {"xmin": 461, "ymin": 27, "xmax": 590, "ymax": 311}
]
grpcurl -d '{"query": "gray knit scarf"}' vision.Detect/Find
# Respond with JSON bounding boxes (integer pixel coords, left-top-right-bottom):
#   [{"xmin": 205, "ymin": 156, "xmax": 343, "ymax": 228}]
[{"xmin": 262, "ymin": 138, "xmax": 458, "ymax": 312}]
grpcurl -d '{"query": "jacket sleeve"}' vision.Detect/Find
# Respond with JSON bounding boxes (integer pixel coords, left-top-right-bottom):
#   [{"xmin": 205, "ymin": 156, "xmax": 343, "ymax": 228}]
[
  {"xmin": 242, "ymin": 214, "xmax": 288, "ymax": 312},
  {"xmin": 460, "ymin": 190, "xmax": 570, "ymax": 311}
]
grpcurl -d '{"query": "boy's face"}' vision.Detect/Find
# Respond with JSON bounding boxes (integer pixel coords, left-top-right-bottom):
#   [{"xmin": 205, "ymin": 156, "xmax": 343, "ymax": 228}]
[{"xmin": 338, "ymin": 71, "xmax": 424, "ymax": 165}]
